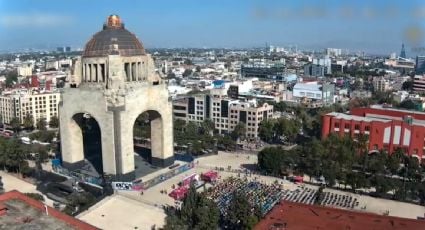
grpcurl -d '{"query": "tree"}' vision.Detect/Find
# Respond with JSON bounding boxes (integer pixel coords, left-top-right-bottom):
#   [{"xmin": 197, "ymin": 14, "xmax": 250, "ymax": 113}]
[
  {"xmin": 2, "ymin": 139, "xmax": 28, "ymax": 175},
  {"xmin": 200, "ymin": 119, "xmax": 215, "ymax": 136},
  {"xmin": 25, "ymin": 193, "xmax": 45, "ymax": 201},
  {"xmin": 299, "ymin": 139, "xmax": 325, "ymax": 179},
  {"xmin": 399, "ymin": 99, "xmax": 417, "ymax": 110},
  {"xmin": 259, "ymin": 120, "xmax": 275, "ymax": 143},
  {"xmin": 36, "ymin": 118, "xmax": 47, "ymax": 131},
  {"xmin": 49, "ymin": 115, "xmax": 59, "ymax": 128},
  {"xmin": 64, "ymin": 192, "xmax": 96, "ymax": 216},
  {"xmin": 174, "ymin": 119, "xmax": 186, "ymax": 132},
  {"xmin": 183, "ymin": 59, "xmax": 193, "ymax": 65},
  {"xmin": 182, "ymin": 69, "xmax": 192, "ymax": 77},
  {"xmin": 401, "ymin": 81, "xmax": 413, "ymax": 91},
  {"xmin": 230, "ymin": 122, "xmax": 246, "ymax": 141},
  {"xmin": 5, "ymin": 70, "xmax": 18, "ymax": 87},
  {"xmin": 23, "ymin": 113, "xmax": 34, "ymax": 130},
  {"xmin": 273, "ymin": 118, "xmax": 301, "ymax": 144},
  {"xmin": 9, "ymin": 117, "xmax": 20, "ymax": 134},
  {"xmin": 258, "ymin": 147, "xmax": 295, "ymax": 176},
  {"xmin": 33, "ymin": 145, "xmax": 49, "ymax": 178},
  {"xmin": 225, "ymin": 191, "xmax": 260, "ymax": 229},
  {"xmin": 355, "ymin": 134, "xmax": 369, "ymax": 154},
  {"xmin": 164, "ymin": 183, "xmax": 219, "ymax": 230},
  {"xmin": 167, "ymin": 70, "xmax": 176, "ymax": 79},
  {"xmin": 29, "ymin": 130, "xmax": 56, "ymax": 143}
]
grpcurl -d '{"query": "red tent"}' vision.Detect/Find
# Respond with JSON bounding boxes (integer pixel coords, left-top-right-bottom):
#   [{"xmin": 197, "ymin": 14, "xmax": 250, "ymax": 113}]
[
  {"xmin": 169, "ymin": 186, "xmax": 189, "ymax": 200},
  {"xmin": 201, "ymin": 171, "xmax": 218, "ymax": 182},
  {"xmin": 294, "ymin": 176, "xmax": 304, "ymax": 183}
]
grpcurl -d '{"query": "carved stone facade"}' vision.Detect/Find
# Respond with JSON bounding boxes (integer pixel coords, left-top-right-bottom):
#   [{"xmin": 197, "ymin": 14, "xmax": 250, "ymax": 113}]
[{"xmin": 59, "ymin": 15, "xmax": 174, "ymax": 181}]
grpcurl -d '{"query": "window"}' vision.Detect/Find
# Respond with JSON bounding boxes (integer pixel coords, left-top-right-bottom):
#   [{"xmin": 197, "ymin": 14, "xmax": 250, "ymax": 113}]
[
  {"xmin": 344, "ymin": 124, "xmax": 350, "ymax": 129},
  {"xmin": 365, "ymin": 126, "xmax": 370, "ymax": 131},
  {"xmin": 334, "ymin": 123, "xmax": 340, "ymax": 128},
  {"xmin": 354, "ymin": 124, "xmax": 360, "ymax": 130}
]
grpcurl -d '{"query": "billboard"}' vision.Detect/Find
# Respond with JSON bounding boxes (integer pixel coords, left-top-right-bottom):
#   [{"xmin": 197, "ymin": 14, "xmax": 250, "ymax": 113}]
[{"xmin": 111, "ymin": 182, "xmax": 143, "ymax": 191}]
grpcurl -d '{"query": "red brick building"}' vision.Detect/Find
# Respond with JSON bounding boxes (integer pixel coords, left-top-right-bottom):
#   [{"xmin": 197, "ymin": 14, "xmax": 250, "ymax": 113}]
[
  {"xmin": 255, "ymin": 201, "xmax": 425, "ymax": 230},
  {"xmin": 322, "ymin": 105, "xmax": 425, "ymax": 160}
]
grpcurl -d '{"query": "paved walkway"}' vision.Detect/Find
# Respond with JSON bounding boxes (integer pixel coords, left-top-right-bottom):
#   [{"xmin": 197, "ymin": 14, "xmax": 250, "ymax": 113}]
[
  {"xmin": 0, "ymin": 171, "xmax": 55, "ymax": 207},
  {"xmin": 78, "ymin": 194, "xmax": 166, "ymax": 230}
]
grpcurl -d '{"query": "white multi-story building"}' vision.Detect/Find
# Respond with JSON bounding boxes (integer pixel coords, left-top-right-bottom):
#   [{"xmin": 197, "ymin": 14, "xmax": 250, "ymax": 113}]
[
  {"xmin": 173, "ymin": 89, "xmax": 273, "ymax": 139},
  {"xmin": 17, "ymin": 63, "xmax": 33, "ymax": 76},
  {"xmin": 325, "ymin": 48, "xmax": 342, "ymax": 57},
  {"xmin": 0, "ymin": 89, "xmax": 60, "ymax": 126},
  {"xmin": 373, "ymin": 76, "xmax": 391, "ymax": 92},
  {"xmin": 228, "ymin": 100, "xmax": 273, "ymax": 139},
  {"xmin": 292, "ymin": 82, "xmax": 335, "ymax": 104}
]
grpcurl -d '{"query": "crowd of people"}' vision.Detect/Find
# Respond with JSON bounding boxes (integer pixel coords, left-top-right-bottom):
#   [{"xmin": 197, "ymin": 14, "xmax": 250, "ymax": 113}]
[
  {"xmin": 281, "ymin": 186, "xmax": 360, "ymax": 210},
  {"xmin": 319, "ymin": 191, "xmax": 359, "ymax": 209},
  {"xmin": 205, "ymin": 177, "xmax": 283, "ymax": 216},
  {"xmin": 281, "ymin": 187, "xmax": 317, "ymax": 205}
]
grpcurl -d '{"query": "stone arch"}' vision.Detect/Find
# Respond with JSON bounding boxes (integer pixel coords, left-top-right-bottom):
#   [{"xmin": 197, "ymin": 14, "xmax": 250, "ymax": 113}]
[
  {"xmin": 61, "ymin": 106, "xmax": 115, "ymax": 173},
  {"xmin": 70, "ymin": 113, "xmax": 103, "ymax": 175},
  {"xmin": 132, "ymin": 110, "xmax": 165, "ymax": 165}
]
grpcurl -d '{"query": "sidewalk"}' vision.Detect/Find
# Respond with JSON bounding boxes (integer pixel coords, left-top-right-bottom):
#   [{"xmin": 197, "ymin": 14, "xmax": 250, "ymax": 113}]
[{"xmin": 0, "ymin": 171, "xmax": 55, "ymax": 207}]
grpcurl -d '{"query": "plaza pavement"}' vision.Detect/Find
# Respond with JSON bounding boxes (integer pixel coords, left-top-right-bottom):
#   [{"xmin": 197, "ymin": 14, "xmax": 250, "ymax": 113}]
[
  {"xmin": 0, "ymin": 171, "xmax": 55, "ymax": 207},
  {"xmin": 78, "ymin": 151, "xmax": 425, "ymax": 228}
]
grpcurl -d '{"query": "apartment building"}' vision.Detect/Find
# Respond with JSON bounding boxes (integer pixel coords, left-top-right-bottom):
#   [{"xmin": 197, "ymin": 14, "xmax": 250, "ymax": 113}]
[
  {"xmin": 173, "ymin": 88, "xmax": 273, "ymax": 139},
  {"xmin": 0, "ymin": 89, "xmax": 60, "ymax": 126}
]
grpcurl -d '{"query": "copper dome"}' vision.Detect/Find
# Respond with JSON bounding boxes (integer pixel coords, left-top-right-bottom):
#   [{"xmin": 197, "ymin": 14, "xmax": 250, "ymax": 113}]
[{"xmin": 82, "ymin": 15, "xmax": 146, "ymax": 57}]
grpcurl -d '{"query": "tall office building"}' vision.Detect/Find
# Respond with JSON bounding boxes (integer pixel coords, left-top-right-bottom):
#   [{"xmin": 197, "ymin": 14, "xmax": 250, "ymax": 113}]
[
  {"xmin": 400, "ymin": 43, "xmax": 406, "ymax": 59},
  {"xmin": 416, "ymin": 56, "xmax": 425, "ymax": 75}
]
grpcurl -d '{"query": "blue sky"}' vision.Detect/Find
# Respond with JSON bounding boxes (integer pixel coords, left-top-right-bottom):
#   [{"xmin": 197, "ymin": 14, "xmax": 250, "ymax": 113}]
[{"xmin": 0, "ymin": 0, "xmax": 424, "ymax": 54}]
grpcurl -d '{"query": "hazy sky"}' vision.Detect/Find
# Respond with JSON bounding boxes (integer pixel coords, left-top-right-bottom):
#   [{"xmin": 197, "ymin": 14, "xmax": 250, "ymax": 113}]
[{"xmin": 0, "ymin": 0, "xmax": 424, "ymax": 55}]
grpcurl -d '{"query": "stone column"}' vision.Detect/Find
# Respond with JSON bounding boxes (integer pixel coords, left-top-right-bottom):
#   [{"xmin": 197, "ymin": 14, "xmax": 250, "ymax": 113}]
[
  {"xmin": 138, "ymin": 62, "xmax": 142, "ymax": 81},
  {"xmin": 97, "ymin": 64, "xmax": 102, "ymax": 82},
  {"xmin": 83, "ymin": 64, "xmax": 86, "ymax": 82},
  {"xmin": 91, "ymin": 64, "xmax": 96, "ymax": 82},
  {"xmin": 129, "ymin": 62, "xmax": 133, "ymax": 81},
  {"xmin": 135, "ymin": 62, "xmax": 139, "ymax": 81},
  {"xmin": 151, "ymin": 117, "xmax": 163, "ymax": 160},
  {"xmin": 125, "ymin": 63, "xmax": 130, "ymax": 81}
]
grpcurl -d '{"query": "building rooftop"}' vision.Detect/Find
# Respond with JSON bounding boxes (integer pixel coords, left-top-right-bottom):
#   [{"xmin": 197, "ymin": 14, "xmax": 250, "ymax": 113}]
[
  {"xmin": 83, "ymin": 15, "xmax": 145, "ymax": 57},
  {"xmin": 326, "ymin": 112, "xmax": 391, "ymax": 123},
  {"xmin": 0, "ymin": 190, "xmax": 97, "ymax": 230},
  {"xmin": 293, "ymin": 82, "xmax": 322, "ymax": 91},
  {"xmin": 255, "ymin": 201, "xmax": 425, "ymax": 230},
  {"xmin": 369, "ymin": 104, "xmax": 425, "ymax": 116}
]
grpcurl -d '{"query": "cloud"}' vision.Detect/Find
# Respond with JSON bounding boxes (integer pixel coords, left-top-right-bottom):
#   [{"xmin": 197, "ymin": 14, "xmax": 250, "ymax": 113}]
[{"xmin": 0, "ymin": 13, "xmax": 74, "ymax": 28}]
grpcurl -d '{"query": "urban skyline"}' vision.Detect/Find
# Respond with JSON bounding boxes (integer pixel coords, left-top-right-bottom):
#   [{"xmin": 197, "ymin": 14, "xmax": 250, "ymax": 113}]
[{"xmin": 0, "ymin": 0, "xmax": 424, "ymax": 55}]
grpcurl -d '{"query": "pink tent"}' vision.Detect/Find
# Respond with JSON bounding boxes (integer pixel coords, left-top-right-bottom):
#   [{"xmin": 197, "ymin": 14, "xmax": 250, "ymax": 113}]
[
  {"xmin": 169, "ymin": 186, "xmax": 188, "ymax": 200},
  {"xmin": 201, "ymin": 171, "xmax": 218, "ymax": 182},
  {"xmin": 294, "ymin": 176, "xmax": 304, "ymax": 183}
]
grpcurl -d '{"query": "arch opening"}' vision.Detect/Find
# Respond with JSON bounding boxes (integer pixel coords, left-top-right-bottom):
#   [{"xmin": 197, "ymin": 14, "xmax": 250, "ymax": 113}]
[
  {"xmin": 132, "ymin": 110, "xmax": 163, "ymax": 177},
  {"xmin": 72, "ymin": 113, "xmax": 103, "ymax": 176}
]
